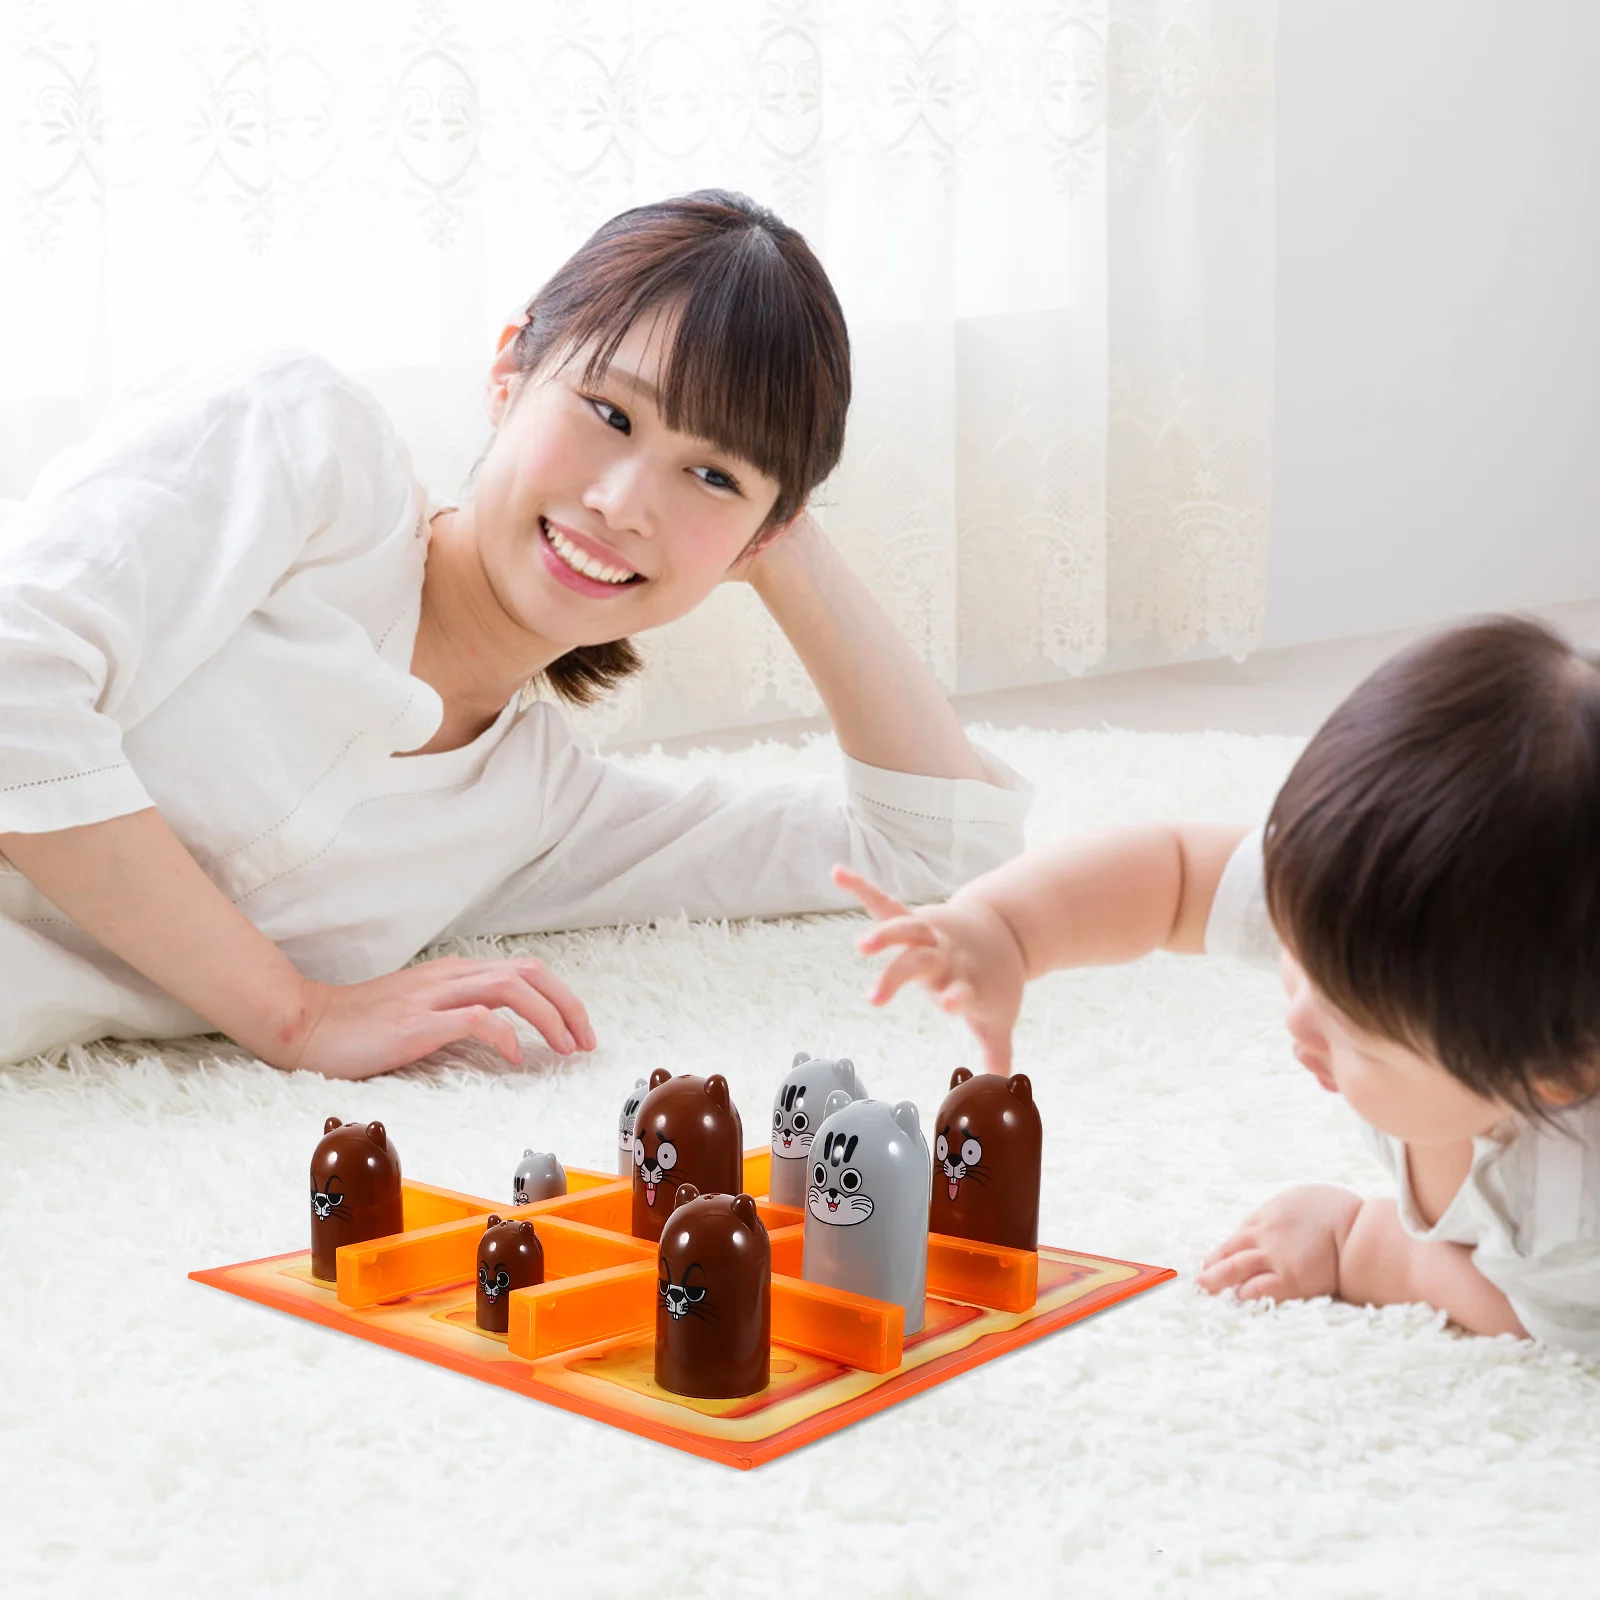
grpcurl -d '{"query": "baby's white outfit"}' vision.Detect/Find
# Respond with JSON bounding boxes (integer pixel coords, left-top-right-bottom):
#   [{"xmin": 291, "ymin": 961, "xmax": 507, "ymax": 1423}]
[
  {"xmin": 1207, "ymin": 827, "xmax": 1600, "ymax": 1356},
  {"xmin": 0, "ymin": 352, "xmax": 1030, "ymax": 1064}
]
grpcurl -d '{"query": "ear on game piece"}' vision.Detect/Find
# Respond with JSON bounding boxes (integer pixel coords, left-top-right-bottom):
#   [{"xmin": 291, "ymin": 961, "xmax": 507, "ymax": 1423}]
[
  {"xmin": 949, "ymin": 1068, "xmax": 974, "ymax": 1089},
  {"xmin": 366, "ymin": 1121, "xmax": 387, "ymax": 1148},
  {"xmin": 523, "ymin": 1147, "xmax": 535, "ymax": 1157},
  {"xmin": 821, "ymin": 1089, "xmax": 853, "ymax": 1123},
  {"xmin": 649, "ymin": 1068, "xmax": 673, "ymax": 1090},
  {"xmin": 706, "ymin": 1074, "xmax": 731, "ymax": 1110},
  {"xmin": 671, "ymin": 1183, "xmax": 700, "ymax": 1213},
  {"xmin": 792, "ymin": 1050, "xmax": 811, "ymax": 1068},
  {"xmin": 731, "ymin": 1193, "xmax": 763, "ymax": 1231},
  {"xmin": 891, "ymin": 1100, "xmax": 922, "ymax": 1141},
  {"xmin": 324, "ymin": 1116, "xmax": 343, "ymax": 1134},
  {"xmin": 1009, "ymin": 1074, "xmax": 1033, "ymax": 1103},
  {"xmin": 486, "ymin": 1214, "xmax": 503, "ymax": 1228}
]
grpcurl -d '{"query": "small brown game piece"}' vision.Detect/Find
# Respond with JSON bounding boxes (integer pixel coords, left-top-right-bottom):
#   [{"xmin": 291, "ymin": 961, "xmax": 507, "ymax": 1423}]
[
  {"xmin": 630, "ymin": 1069, "xmax": 744, "ymax": 1243},
  {"xmin": 309, "ymin": 1117, "xmax": 404, "ymax": 1282},
  {"xmin": 476, "ymin": 1215, "xmax": 545, "ymax": 1333},
  {"xmin": 655, "ymin": 1190, "xmax": 771, "ymax": 1399},
  {"xmin": 928, "ymin": 1069, "xmax": 1043, "ymax": 1251}
]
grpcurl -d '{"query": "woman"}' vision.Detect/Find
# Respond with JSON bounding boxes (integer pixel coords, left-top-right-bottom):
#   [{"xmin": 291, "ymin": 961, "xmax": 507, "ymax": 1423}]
[{"xmin": 0, "ymin": 191, "xmax": 1028, "ymax": 1079}]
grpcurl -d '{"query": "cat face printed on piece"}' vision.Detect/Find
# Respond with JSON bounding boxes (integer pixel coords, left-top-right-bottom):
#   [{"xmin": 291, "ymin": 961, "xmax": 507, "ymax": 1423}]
[
  {"xmin": 929, "ymin": 1068, "xmax": 1043, "ymax": 1251},
  {"xmin": 475, "ymin": 1214, "xmax": 544, "ymax": 1334},
  {"xmin": 655, "ymin": 1189, "xmax": 770, "ymax": 1399},
  {"xmin": 309, "ymin": 1117, "xmax": 404, "ymax": 1283},
  {"xmin": 769, "ymin": 1052, "xmax": 868, "ymax": 1207},
  {"xmin": 617, "ymin": 1078, "xmax": 648, "ymax": 1176},
  {"xmin": 511, "ymin": 1150, "xmax": 566, "ymax": 1206},
  {"xmin": 801, "ymin": 1097, "xmax": 931, "ymax": 1334},
  {"xmin": 630, "ymin": 1069, "xmax": 744, "ymax": 1243}
]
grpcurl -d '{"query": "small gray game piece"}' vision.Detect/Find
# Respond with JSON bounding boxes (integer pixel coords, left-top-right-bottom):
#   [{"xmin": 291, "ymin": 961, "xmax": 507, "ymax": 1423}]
[
  {"xmin": 801, "ymin": 1097, "xmax": 930, "ymax": 1334},
  {"xmin": 618, "ymin": 1077, "xmax": 648, "ymax": 1176},
  {"xmin": 770, "ymin": 1051, "xmax": 869, "ymax": 1207},
  {"xmin": 511, "ymin": 1149, "xmax": 567, "ymax": 1205}
]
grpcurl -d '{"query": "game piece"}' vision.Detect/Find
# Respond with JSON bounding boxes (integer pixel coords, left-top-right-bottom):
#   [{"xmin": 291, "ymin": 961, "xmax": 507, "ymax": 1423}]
[
  {"xmin": 617, "ymin": 1077, "xmax": 647, "ymax": 1175},
  {"xmin": 476, "ymin": 1214, "xmax": 545, "ymax": 1333},
  {"xmin": 630, "ymin": 1069, "xmax": 744, "ymax": 1243},
  {"xmin": 769, "ymin": 1052, "xmax": 869, "ymax": 1207},
  {"xmin": 802, "ymin": 1098, "xmax": 931, "ymax": 1334},
  {"xmin": 656, "ymin": 1189, "xmax": 772, "ymax": 1399},
  {"xmin": 309, "ymin": 1117, "xmax": 403, "ymax": 1282},
  {"xmin": 512, "ymin": 1150, "xmax": 567, "ymax": 1205},
  {"xmin": 929, "ymin": 1069, "xmax": 1044, "ymax": 1251}
]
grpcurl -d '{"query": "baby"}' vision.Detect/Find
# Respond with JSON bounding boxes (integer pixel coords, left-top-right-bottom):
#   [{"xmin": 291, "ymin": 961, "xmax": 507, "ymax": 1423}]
[{"xmin": 838, "ymin": 616, "xmax": 1600, "ymax": 1351}]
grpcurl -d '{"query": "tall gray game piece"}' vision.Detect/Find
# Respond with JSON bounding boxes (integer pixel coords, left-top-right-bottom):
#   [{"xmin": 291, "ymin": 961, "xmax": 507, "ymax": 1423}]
[
  {"xmin": 769, "ymin": 1052, "xmax": 868, "ymax": 1207},
  {"xmin": 512, "ymin": 1150, "xmax": 567, "ymax": 1205},
  {"xmin": 617, "ymin": 1077, "xmax": 647, "ymax": 1176},
  {"xmin": 802, "ymin": 1097, "xmax": 931, "ymax": 1334}
]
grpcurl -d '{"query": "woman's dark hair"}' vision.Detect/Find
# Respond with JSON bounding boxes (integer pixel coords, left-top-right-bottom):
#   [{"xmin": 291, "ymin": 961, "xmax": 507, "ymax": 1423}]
[
  {"xmin": 505, "ymin": 189, "xmax": 851, "ymax": 706},
  {"xmin": 1263, "ymin": 615, "xmax": 1600, "ymax": 1119}
]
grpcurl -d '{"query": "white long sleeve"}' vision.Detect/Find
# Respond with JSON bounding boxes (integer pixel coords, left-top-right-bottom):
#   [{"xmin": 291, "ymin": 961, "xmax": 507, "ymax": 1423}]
[{"xmin": 0, "ymin": 351, "xmax": 414, "ymax": 834}]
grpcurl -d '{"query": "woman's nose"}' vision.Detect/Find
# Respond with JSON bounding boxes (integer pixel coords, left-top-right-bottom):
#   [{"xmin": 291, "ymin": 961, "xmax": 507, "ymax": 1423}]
[{"xmin": 583, "ymin": 459, "xmax": 656, "ymax": 539}]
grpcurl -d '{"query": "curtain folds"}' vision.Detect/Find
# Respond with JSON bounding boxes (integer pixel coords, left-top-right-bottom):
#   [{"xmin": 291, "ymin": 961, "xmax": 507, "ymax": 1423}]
[{"xmin": 1, "ymin": 0, "xmax": 1276, "ymax": 740}]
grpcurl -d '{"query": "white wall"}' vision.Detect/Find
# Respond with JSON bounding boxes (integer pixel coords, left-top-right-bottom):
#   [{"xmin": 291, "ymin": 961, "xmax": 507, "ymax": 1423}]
[{"xmin": 1266, "ymin": 0, "xmax": 1600, "ymax": 649}]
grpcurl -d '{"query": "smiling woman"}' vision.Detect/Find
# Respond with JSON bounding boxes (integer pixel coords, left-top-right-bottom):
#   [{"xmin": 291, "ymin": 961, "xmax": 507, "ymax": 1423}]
[{"xmin": 0, "ymin": 190, "xmax": 1030, "ymax": 1076}]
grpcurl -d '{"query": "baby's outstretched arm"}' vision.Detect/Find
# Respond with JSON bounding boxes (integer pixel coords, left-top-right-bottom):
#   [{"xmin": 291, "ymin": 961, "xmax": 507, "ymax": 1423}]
[{"xmin": 835, "ymin": 822, "xmax": 1248, "ymax": 1072}]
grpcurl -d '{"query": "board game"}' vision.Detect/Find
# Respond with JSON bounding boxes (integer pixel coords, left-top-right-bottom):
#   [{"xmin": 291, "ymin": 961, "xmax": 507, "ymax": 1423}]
[{"xmin": 193, "ymin": 1142, "xmax": 1173, "ymax": 1470}]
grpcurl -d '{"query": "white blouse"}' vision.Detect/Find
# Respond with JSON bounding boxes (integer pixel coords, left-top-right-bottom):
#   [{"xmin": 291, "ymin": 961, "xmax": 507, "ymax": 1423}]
[
  {"xmin": 1206, "ymin": 827, "xmax": 1600, "ymax": 1355},
  {"xmin": 0, "ymin": 352, "xmax": 1030, "ymax": 1064}
]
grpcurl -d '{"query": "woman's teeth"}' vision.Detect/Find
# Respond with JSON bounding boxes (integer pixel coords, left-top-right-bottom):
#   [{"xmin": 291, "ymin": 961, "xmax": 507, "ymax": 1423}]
[{"xmin": 543, "ymin": 521, "xmax": 636, "ymax": 585}]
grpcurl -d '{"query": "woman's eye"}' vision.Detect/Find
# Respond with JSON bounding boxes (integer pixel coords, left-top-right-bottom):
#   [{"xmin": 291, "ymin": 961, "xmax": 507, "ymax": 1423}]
[
  {"xmin": 589, "ymin": 398, "xmax": 631, "ymax": 434},
  {"xmin": 691, "ymin": 464, "xmax": 740, "ymax": 493}
]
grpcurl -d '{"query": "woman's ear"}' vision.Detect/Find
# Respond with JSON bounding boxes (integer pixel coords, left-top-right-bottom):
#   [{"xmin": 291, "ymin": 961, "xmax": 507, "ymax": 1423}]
[{"xmin": 485, "ymin": 322, "xmax": 524, "ymax": 427}]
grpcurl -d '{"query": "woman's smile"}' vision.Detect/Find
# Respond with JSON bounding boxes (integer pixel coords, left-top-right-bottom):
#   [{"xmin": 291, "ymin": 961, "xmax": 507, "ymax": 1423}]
[{"xmin": 537, "ymin": 515, "xmax": 646, "ymax": 596}]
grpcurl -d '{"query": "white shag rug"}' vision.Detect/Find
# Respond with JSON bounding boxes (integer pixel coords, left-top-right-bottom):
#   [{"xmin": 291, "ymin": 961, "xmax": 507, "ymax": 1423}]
[{"xmin": 3, "ymin": 726, "xmax": 1599, "ymax": 1599}]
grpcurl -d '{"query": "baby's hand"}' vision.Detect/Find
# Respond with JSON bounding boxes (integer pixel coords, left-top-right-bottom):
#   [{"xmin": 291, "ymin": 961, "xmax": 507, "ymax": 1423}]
[
  {"xmin": 1196, "ymin": 1184, "xmax": 1364, "ymax": 1304},
  {"xmin": 832, "ymin": 865, "xmax": 1026, "ymax": 1074}
]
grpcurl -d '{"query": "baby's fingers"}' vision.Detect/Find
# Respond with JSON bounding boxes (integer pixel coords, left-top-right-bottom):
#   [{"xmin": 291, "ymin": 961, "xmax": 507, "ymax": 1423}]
[
  {"xmin": 870, "ymin": 946, "xmax": 953, "ymax": 1007},
  {"xmin": 858, "ymin": 915, "xmax": 938, "ymax": 956},
  {"xmin": 832, "ymin": 865, "xmax": 910, "ymax": 922},
  {"xmin": 1195, "ymin": 1246, "xmax": 1272, "ymax": 1295}
]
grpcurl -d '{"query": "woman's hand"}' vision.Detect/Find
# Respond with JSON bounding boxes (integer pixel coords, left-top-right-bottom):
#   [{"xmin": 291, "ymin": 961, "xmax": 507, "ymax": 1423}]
[
  {"xmin": 1196, "ymin": 1184, "xmax": 1364, "ymax": 1304},
  {"xmin": 279, "ymin": 956, "xmax": 596, "ymax": 1080},
  {"xmin": 834, "ymin": 865, "xmax": 1026, "ymax": 1074}
]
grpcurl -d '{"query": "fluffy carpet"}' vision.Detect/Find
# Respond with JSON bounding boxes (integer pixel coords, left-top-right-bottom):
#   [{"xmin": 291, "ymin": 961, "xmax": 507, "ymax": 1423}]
[{"xmin": 3, "ymin": 727, "xmax": 1597, "ymax": 1598}]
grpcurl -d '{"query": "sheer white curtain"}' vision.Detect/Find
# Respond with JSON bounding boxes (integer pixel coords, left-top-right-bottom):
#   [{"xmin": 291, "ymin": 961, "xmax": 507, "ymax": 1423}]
[{"xmin": 1, "ymin": 0, "xmax": 1276, "ymax": 741}]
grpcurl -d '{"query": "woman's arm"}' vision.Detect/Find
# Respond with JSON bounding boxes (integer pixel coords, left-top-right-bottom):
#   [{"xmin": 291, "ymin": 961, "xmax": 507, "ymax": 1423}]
[
  {"xmin": 742, "ymin": 516, "xmax": 987, "ymax": 781},
  {"xmin": 0, "ymin": 811, "xmax": 593, "ymax": 1076}
]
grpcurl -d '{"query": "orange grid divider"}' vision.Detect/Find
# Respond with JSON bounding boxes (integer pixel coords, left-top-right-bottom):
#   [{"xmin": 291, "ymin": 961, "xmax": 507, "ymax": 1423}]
[
  {"xmin": 926, "ymin": 1232, "xmax": 1040, "ymax": 1314},
  {"xmin": 770, "ymin": 1273, "xmax": 904, "ymax": 1373},
  {"xmin": 507, "ymin": 1261, "xmax": 657, "ymax": 1360},
  {"xmin": 767, "ymin": 1224, "xmax": 804, "ymax": 1278}
]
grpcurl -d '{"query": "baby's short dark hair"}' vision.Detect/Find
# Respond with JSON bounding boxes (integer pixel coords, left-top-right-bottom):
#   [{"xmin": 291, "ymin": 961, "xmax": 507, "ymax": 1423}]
[{"xmin": 1263, "ymin": 616, "xmax": 1600, "ymax": 1117}]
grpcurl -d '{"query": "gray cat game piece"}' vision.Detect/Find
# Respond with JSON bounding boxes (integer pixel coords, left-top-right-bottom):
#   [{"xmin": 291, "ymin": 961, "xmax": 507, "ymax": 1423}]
[
  {"xmin": 511, "ymin": 1150, "xmax": 567, "ymax": 1206},
  {"xmin": 802, "ymin": 1097, "xmax": 931, "ymax": 1334},
  {"xmin": 770, "ymin": 1052, "xmax": 869, "ymax": 1207},
  {"xmin": 617, "ymin": 1078, "xmax": 647, "ymax": 1176}
]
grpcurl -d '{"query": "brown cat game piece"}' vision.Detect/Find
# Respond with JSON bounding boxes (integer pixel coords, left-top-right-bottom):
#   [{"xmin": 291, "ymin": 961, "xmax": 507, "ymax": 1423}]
[
  {"xmin": 655, "ymin": 1187, "xmax": 771, "ymax": 1399},
  {"xmin": 475, "ymin": 1215, "xmax": 545, "ymax": 1334},
  {"xmin": 309, "ymin": 1118, "xmax": 404, "ymax": 1281},
  {"xmin": 630, "ymin": 1069, "xmax": 744, "ymax": 1243},
  {"xmin": 928, "ymin": 1069, "xmax": 1043, "ymax": 1251}
]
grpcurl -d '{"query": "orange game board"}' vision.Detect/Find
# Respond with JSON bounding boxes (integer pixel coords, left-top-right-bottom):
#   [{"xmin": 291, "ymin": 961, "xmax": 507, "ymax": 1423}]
[{"xmin": 192, "ymin": 1149, "xmax": 1172, "ymax": 1469}]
